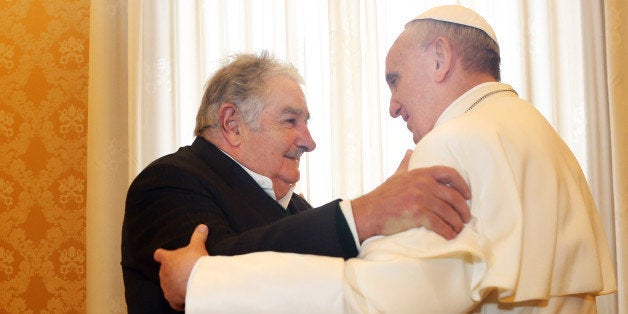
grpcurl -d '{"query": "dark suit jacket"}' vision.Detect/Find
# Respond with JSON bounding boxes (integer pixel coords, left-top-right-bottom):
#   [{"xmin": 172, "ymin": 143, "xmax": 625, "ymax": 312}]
[{"xmin": 121, "ymin": 137, "xmax": 358, "ymax": 313}]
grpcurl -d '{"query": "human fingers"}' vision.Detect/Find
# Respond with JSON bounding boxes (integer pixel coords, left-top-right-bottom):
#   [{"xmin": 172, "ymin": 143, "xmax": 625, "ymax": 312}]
[
  {"xmin": 153, "ymin": 248, "xmax": 168, "ymax": 263},
  {"xmin": 169, "ymin": 300, "xmax": 184, "ymax": 312},
  {"xmin": 422, "ymin": 166, "xmax": 471, "ymax": 200},
  {"xmin": 379, "ymin": 206, "xmax": 458, "ymax": 240},
  {"xmin": 409, "ymin": 166, "xmax": 471, "ymax": 222},
  {"xmin": 431, "ymin": 182, "xmax": 471, "ymax": 224},
  {"xmin": 420, "ymin": 210, "xmax": 458, "ymax": 240},
  {"xmin": 154, "ymin": 249, "xmax": 186, "ymax": 311},
  {"xmin": 394, "ymin": 167, "xmax": 468, "ymax": 234},
  {"xmin": 190, "ymin": 224, "xmax": 209, "ymax": 247},
  {"xmin": 421, "ymin": 192, "xmax": 467, "ymax": 234},
  {"xmin": 394, "ymin": 150, "xmax": 413, "ymax": 175}
]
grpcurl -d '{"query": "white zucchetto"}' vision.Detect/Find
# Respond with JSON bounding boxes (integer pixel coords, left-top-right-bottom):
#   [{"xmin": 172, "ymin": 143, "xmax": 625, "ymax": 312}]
[{"xmin": 410, "ymin": 5, "xmax": 497, "ymax": 44}]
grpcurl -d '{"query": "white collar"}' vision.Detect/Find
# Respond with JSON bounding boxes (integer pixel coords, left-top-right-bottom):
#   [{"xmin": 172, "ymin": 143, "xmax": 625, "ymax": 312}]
[{"xmin": 435, "ymin": 82, "xmax": 517, "ymax": 127}]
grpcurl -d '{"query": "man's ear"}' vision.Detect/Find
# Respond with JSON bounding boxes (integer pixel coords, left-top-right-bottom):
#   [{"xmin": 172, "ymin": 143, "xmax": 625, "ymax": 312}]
[
  {"xmin": 432, "ymin": 37, "xmax": 453, "ymax": 83},
  {"xmin": 218, "ymin": 103, "xmax": 241, "ymax": 146}
]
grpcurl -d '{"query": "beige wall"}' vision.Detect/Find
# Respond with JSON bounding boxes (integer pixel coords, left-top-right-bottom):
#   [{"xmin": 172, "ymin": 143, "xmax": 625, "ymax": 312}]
[{"xmin": 0, "ymin": 0, "xmax": 89, "ymax": 312}]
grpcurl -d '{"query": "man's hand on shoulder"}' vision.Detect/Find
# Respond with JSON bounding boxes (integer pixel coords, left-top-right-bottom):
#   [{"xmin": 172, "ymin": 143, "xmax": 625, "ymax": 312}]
[
  {"xmin": 154, "ymin": 224, "xmax": 210, "ymax": 311},
  {"xmin": 352, "ymin": 150, "xmax": 471, "ymax": 242}
]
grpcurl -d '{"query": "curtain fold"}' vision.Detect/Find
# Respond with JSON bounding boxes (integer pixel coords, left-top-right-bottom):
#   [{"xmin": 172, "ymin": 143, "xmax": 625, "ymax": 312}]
[
  {"xmin": 86, "ymin": 0, "xmax": 624, "ymax": 312},
  {"xmin": 86, "ymin": 0, "xmax": 128, "ymax": 313},
  {"xmin": 605, "ymin": 0, "xmax": 628, "ymax": 312},
  {"xmin": 328, "ymin": 0, "xmax": 365, "ymax": 199},
  {"xmin": 128, "ymin": 0, "xmax": 181, "ymax": 175}
]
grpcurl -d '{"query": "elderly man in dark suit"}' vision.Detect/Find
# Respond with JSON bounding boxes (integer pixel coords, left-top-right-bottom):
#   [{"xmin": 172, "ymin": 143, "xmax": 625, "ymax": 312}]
[{"xmin": 121, "ymin": 51, "xmax": 471, "ymax": 313}]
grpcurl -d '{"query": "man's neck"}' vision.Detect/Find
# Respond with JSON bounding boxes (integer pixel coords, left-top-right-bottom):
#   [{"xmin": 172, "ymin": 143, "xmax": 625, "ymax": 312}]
[{"xmin": 444, "ymin": 72, "xmax": 497, "ymax": 108}]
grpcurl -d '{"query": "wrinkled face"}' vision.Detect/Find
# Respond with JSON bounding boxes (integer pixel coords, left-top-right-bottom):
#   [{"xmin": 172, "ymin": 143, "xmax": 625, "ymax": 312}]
[
  {"xmin": 385, "ymin": 31, "xmax": 439, "ymax": 143},
  {"xmin": 238, "ymin": 75, "xmax": 316, "ymax": 196}
]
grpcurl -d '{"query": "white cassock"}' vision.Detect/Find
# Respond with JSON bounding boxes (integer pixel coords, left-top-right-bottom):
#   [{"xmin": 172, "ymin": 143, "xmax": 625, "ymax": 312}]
[{"xmin": 185, "ymin": 82, "xmax": 616, "ymax": 314}]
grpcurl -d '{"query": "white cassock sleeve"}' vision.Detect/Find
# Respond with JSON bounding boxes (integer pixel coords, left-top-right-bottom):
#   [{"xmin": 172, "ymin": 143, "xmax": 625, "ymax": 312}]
[
  {"xmin": 186, "ymin": 227, "xmax": 487, "ymax": 314},
  {"xmin": 186, "ymin": 252, "xmax": 345, "ymax": 314}
]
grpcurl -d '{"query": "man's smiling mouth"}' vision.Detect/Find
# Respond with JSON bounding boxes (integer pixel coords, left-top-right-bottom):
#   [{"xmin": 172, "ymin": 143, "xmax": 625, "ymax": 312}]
[{"xmin": 284, "ymin": 148, "xmax": 305, "ymax": 160}]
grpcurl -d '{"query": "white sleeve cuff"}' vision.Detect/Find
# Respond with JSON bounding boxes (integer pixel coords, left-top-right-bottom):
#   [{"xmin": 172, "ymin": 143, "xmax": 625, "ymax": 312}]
[{"xmin": 339, "ymin": 199, "xmax": 361, "ymax": 250}]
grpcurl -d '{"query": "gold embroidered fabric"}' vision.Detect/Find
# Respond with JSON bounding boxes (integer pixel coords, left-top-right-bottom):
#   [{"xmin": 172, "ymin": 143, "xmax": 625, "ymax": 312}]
[{"xmin": 0, "ymin": 1, "xmax": 89, "ymax": 312}]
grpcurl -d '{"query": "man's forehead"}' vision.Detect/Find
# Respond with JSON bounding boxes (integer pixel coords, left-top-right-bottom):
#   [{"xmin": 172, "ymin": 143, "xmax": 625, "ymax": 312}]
[
  {"xmin": 263, "ymin": 76, "xmax": 309, "ymax": 114},
  {"xmin": 386, "ymin": 35, "xmax": 410, "ymax": 62},
  {"xmin": 385, "ymin": 41, "xmax": 408, "ymax": 76},
  {"xmin": 262, "ymin": 103, "xmax": 310, "ymax": 121}
]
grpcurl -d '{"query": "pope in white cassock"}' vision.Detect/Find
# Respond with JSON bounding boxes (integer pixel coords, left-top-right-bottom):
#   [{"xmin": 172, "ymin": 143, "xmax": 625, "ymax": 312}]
[{"xmin": 162, "ymin": 5, "xmax": 617, "ymax": 314}]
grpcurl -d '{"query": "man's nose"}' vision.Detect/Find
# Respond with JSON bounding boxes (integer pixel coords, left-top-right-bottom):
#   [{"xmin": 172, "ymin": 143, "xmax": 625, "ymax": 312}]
[
  {"xmin": 389, "ymin": 98, "xmax": 402, "ymax": 118},
  {"xmin": 297, "ymin": 126, "xmax": 316, "ymax": 152}
]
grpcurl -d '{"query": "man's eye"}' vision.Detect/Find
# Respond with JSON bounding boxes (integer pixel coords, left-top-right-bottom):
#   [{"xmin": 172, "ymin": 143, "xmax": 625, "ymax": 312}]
[{"xmin": 284, "ymin": 118, "xmax": 297, "ymax": 125}]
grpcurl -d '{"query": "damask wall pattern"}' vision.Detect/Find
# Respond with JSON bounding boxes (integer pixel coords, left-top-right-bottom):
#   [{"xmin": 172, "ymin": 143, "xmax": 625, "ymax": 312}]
[{"xmin": 0, "ymin": 0, "xmax": 89, "ymax": 312}]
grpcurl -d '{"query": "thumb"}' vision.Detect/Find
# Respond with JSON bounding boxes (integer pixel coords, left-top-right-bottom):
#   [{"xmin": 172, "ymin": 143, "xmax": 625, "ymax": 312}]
[
  {"xmin": 190, "ymin": 224, "xmax": 209, "ymax": 246},
  {"xmin": 153, "ymin": 248, "xmax": 166, "ymax": 263},
  {"xmin": 395, "ymin": 149, "xmax": 413, "ymax": 175}
]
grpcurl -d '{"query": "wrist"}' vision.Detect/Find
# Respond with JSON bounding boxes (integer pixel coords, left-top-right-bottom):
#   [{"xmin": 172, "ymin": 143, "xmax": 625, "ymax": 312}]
[{"xmin": 351, "ymin": 196, "xmax": 378, "ymax": 243}]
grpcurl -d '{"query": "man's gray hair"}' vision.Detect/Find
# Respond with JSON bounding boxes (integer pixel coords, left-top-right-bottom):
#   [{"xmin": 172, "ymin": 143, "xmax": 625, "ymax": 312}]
[
  {"xmin": 194, "ymin": 51, "xmax": 304, "ymax": 136},
  {"xmin": 405, "ymin": 19, "xmax": 501, "ymax": 81}
]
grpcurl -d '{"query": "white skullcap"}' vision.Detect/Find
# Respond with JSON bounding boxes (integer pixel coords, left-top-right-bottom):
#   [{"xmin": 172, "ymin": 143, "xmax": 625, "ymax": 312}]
[{"xmin": 410, "ymin": 5, "xmax": 497, "ymax": 43}]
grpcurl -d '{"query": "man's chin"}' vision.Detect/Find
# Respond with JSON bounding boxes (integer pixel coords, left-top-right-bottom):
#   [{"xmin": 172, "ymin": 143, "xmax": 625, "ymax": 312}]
[
  {"xmin": 280, "ymin": 172, "xmax": 300, "ymax": 186},
  {"xmin": 412, "ymin": 132, "xmax": 422, "ymax": 144},
  {"xmin": 274, "ymin": 176, "xmax": 299, "ymax": 198}
]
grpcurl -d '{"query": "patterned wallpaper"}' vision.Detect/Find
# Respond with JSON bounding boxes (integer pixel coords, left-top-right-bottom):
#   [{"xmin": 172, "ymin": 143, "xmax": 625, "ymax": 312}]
[{"xmin": 0, "ymin": 0, "xmax": 89, "ymax": 312}]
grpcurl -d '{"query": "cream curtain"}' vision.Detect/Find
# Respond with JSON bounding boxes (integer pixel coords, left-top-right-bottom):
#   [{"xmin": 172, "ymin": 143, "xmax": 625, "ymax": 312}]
[
  {"xmin": 86, "ymin": 0, "xmax": 128, "ymax": 313},
  {"xmin": 605, "ymin": 0, "xmax": 628, "ymax": 311},
  {"xmin": 87, "ymin": 0, "xmax": 625, "ymax": 313}
]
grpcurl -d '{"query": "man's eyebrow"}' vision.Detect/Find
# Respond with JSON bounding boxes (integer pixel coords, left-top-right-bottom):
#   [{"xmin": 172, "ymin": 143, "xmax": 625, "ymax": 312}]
[{"xmin": 281, "ymin": 106, "xmax": 310, "ymax": 120}]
